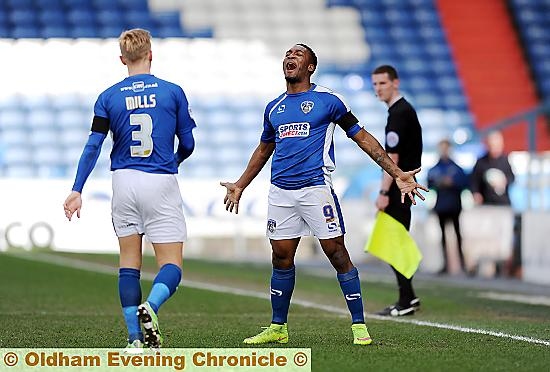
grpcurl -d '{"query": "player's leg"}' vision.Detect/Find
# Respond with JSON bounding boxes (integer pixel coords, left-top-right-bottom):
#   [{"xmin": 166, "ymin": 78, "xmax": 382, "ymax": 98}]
[
  {"xmin": 137, "ymin": 172, "xmax": 186, "ymax": 348},
  {"xmin": 112, "ymin": 170, "xmax": 145, "ymax": 352},
  {"xmin": 301, "ymin": 186, "xmax": 372, "ymax": 345},
  {"xmin": 243, "ymin": 238, "xmax": 298, "ymax": 345},
  {"xmin": 144, "ymin": 242, "xmax": 183, "ymax": 314},
  {"xmin": 244, "ymin": 186, "xmax": 303, "ymax": 344},
  {"xmin": 118, "ymin": 235, "xmax": 144, "ymax": 352},
  {"xmin": 318, "ymin": 236, "xmax": 372, "ymax": 344}
]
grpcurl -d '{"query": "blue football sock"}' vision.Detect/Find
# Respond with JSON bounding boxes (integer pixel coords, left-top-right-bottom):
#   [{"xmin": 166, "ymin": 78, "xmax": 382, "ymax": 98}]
[
  {"xmin": 337, "ymin": 267, "xmax": 365, "ymax": 324},
  {"xmin": 147, "ymin": 263, "xmax": 182, "ymax": 314},
  {"xmin": 271, "ymin": 266, "xmax": 295, "ymax": 324},
  {"xmin": 118, "ymin": 268, "xmax": 142, "ymax": 342}
]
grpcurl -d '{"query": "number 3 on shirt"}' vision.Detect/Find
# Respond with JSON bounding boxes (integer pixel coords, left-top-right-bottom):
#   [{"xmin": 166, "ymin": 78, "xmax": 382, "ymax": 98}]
[{"xmin": 130, "ymin": 113, "xmax": 153, "ymax": 157}]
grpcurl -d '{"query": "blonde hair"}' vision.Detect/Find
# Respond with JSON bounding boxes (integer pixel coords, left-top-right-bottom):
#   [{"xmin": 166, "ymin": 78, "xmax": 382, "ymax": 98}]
[{"xmin": 119, "ymin": 28, "xmax": 151, "ymax": 63}]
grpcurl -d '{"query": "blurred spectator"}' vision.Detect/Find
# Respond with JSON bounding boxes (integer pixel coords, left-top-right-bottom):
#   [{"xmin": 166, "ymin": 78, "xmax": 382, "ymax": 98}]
[
  {"xmin": 471, "ymin": 130, "xmax": 519, "ymax": 277},
  {"xmin": 427, "ymin": 139, "xmax": 468, "ymax": 275},
  {"xmin": 471, "ymin": 130, "xmax": 514, "ymax": 206}
]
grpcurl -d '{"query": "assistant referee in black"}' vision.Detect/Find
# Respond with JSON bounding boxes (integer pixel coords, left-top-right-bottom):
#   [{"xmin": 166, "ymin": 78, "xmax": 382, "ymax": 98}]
[{"xmin": 371, "ymin": 65, "xmax": 423, "ymax": 316}]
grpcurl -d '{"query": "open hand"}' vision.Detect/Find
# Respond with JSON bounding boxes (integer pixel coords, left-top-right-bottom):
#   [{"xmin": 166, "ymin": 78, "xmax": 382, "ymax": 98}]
[
  {"xmin": 396, "ymin": 167, "xmax": 429, "ymax": 204},
  {"xmin": 220, "ymin": 182, "xmax": 243, "ymax": 214}
]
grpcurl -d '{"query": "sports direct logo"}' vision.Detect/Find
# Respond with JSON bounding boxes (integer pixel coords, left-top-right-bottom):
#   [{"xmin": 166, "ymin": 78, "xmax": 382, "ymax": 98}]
[{"xmin": 278, "ymin": 122, "xmax": 310, "ymax": 138}]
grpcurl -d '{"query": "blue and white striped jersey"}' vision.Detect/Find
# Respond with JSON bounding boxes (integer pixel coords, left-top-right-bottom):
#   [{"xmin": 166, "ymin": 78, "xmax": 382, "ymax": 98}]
[{"xmin": 261, "ymin": 84, "xmax": 361, "ymax": 190}]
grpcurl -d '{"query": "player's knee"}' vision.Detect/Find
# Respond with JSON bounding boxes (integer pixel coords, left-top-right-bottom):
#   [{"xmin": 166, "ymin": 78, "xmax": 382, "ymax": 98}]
[
  {"xmin": 326, "ymin": 247, "xmax": 352, "ymax": 272},
  {"xmin": 271, "ymin": 254, "xmax": 294, "ymax": 270}
]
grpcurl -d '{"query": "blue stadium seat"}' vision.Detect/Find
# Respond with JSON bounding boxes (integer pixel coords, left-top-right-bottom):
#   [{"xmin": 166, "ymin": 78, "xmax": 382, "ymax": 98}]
[
  {"xmin": 3, "ymin": 146, "xmax": 33, "ymax": 166},
  {"xmin": 92, "ymin": 0, "xmax": 121, "ymax": 11},
  {"xmin": 36, "ymin": 0, "xmax": 65, "ymax": 10},
  {"xmin": 97, "ymin": 10, "xmax": 124, "ymax": 27},
  {"xmin": 11, "ymin": 26, "xmax": 41, "ymax": 38},
  {"xmin": 57, "ymin": 109, "xmax": 90, "ymax": 129},
  {"xmin": 3, "ymin": 165, "xmax": 35, "ymax": 178},
  {"xmin": 118, "ymin": 0, "xmax": 149, "ymax": 11},
  {"xmin": 64, "ymin": 0, "xmax": 93, "ymax": 10},
  {"xmin": 152, "ymin": 12, "xmax": 182, "ymax": 28},
  {"xmin": 125, "ymin": 10, "xmax": 157, "ymax": 31},
  {"xmin": 29, "ymin": 129, "xmax": 59, "ymax": 147},
  {"xmin": 9, "ymin": 11, "xmax": 39, "ymax": 27},
  {"xmin": 70, "ymin": 26, "xmax": 99, "ymax": 38},
  {"xmin": 67, "ymin": 9, "xmax": 97, "ymax": 27},
  {"xmin": 27, "ymin": 109, "xmax": 56, "ymax": 130},
  {"xmin": 38, "ymin": 10, "xmax": 68, "ymax": 27},
  {"xmin": 98, "ymin": 25, "xmax": 125, "ymax": 38},
  {"xmin": 60, "ymin": 129, "xmax": 88, "ymax": 148},
  {"xmin": 6, "ymin": 0, "xmax": 35, "ymax": 11},
  {"xmin": 0, "ymin": 109, "xmax": 26, "ymax": 130},
  {"xmin": 0, "ymin": 26, "xmax": 10, "ymax": 38},
  {"xmin": 0, "ymin": 129, "xmax": 28, "ymax": 146},
  {"xmin": 41, "ymin": 26, "xmax": 72, "ymax": 38}
]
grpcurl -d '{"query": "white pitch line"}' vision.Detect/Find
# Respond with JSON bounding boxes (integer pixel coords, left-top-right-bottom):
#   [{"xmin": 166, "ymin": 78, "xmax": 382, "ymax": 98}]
[
  {"xmin": 11, "ymin": 253, "xmax": 550, "ymax": 347},
  {"xmin": 478, "ymin": 291, "xmax": 550, "ymax": 307}
]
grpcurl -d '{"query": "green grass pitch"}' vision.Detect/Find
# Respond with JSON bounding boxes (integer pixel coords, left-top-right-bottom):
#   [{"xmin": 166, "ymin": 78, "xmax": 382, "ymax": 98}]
[{"xmin": 0, "ymin": 251, "xmax": 549, "ymax": 371}]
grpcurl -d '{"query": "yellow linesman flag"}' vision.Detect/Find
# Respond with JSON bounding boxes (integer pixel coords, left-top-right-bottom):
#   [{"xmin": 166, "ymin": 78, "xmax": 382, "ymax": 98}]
[{"xmin": 364, "ymin": 211, "xmax": 422, "ymax": 279}]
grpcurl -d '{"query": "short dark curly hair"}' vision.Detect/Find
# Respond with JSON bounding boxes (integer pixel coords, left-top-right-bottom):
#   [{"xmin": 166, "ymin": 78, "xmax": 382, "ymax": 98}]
[{"xmin": 296, "ymin": 43, "xmax": 317, "ymax": 68}]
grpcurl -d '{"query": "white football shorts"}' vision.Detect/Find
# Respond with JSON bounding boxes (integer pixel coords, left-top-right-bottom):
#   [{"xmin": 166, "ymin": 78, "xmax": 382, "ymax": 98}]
[
  {"xmin": 266, "ymin": 184, "xmax": 345, "ymax": 240},
  {"xmin": 111, "ymin": 169, "xmax": 187, "ymax": 243}
]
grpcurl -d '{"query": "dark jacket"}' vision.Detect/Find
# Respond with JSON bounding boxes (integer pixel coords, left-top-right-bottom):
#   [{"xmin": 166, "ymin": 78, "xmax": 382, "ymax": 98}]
[
  {"xmin": 471, "ymin": 153, "xmax": 515, "ymax": 206},
  {"xmin": 428, "ymin": 158, "xmax": 468, "ymax": 213}
]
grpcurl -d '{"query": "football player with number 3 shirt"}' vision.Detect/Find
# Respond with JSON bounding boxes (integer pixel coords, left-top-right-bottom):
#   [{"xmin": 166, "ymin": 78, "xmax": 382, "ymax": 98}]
[
  {"xmin": 221, "ymin": 44, "xmax": 427, "ymax": 346},
  {"xmin": 63, "ymin": 29, "xmax": 196, "ymax": 352}
]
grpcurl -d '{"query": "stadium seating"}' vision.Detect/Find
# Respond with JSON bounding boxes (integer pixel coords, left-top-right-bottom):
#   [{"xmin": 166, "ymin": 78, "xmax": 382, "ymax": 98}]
[
  {"xmin": 509, "ymin": 0, "xmax": 550, "ymax": 101},
  {"xmin": 0, "ymin": 0, "xmax": 478, "ymax": 180}
]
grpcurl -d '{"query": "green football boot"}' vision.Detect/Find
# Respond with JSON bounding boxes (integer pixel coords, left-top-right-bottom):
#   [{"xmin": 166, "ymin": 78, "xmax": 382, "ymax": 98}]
[
  {"xmin": 137, "ymin": 302, "xmax": 163, "ymax": 349},
  {"xmin": 351, "ymin": 323, "xmax": 373, "ymax": 345},
  {"xmin": 243, "ymin": 323, "xmax": 288, "ymax": 344}
]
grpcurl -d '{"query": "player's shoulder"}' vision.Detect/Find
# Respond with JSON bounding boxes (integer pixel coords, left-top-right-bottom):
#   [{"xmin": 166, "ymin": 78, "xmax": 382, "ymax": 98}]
[
  {"xmin": 311, "ymin": 84, "xmax": 350, "ymax": 111},
  {"xmin": 393, "ymin": 97, "xmax": 417, "ymax": 114},
  {"xmin": 265, "ymin": 92, "xmax": 287, "ymax": 110},
  {"xmin": 153, "ymin": 76, "xmax": 184, "ymax": 91},
  {"xmin": 312, "ymin": 84, "xmax": 347, "ymax": 103}
]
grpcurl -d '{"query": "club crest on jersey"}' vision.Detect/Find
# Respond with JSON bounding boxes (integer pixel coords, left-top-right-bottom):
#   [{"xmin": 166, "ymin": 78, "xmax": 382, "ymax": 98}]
[
  {"xmin": 267, "ymin": 219, "xmax": 277, "ymax": 234},
  {"xmin": 301, "ymin": 100, "xmax": 314, "ymax": 114},
  {"xmin": 278, "ymin": 122, "xmax": 310, "ymax": 138}
]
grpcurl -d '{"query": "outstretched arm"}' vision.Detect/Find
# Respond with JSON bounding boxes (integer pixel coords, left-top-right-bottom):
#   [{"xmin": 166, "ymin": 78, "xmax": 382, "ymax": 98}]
[
  {"xmin": 220, "ymin": 141, "xmax": 275, "ymax": 214},
  {"xmin": 351, "ymin": 128, "xmax": 428, "ymax": 204}
]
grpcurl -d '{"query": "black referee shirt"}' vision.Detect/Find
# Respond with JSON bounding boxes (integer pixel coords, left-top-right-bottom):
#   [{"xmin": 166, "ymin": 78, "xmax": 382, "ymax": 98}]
[{"xmin": 385, "ymin": 97, "xmax": 423, "ymax": 172}]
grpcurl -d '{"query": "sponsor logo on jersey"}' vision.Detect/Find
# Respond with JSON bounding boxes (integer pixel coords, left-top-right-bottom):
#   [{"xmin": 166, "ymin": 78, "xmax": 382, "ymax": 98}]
[
  {"xmin": 267, "ymin": 219, "xmax": 277, "ymax": 233},
  {"xmin": 345, "ymin": 293, "xmax": 361, "ymax": 301},
  {"xmin": 270, "ymin": 288, "xmax": 283, "ymax": 296},
  {"xmin": 301, "ymin": 100, "xmax": 314, "ymax": 114},
  {"xmin": 278, "ymin": 122, "xmax": 310, "ymax": 138},
  {"xmin": 277, "ymin": 104, "xmax": 285, "ymax": 114},
  {"xmin": 120, "ymin": 82, "xmax": 159, "ymax": 92}
]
